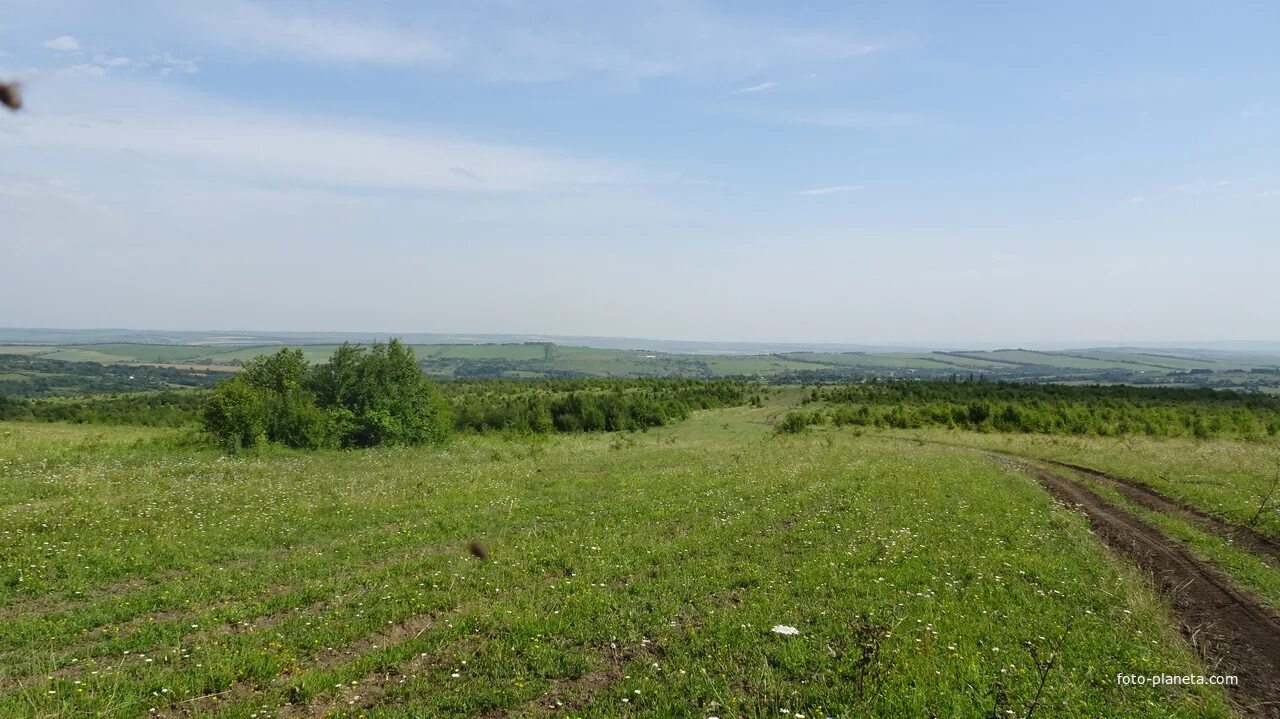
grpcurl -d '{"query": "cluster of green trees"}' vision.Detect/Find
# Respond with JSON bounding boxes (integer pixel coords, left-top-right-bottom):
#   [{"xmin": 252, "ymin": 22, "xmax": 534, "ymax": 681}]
[
  {"xmin": 0, "ymin": 391, "xmax": 207, "ymax": 426},
  {"xmin": 202, "ymin": 341, "xmax": 451, "ymax": 450},
  {"xmin": 779, "ymin": 380, "xmax": 1280, "ymax": 439},
  {"xmin": 447, "ymin": 379, "xmax": 748, "ymax": 434}
]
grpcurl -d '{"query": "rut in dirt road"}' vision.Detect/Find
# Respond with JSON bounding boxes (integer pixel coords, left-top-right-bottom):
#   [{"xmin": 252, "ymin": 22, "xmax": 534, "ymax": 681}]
[
  {"xmin": 883, "ymin": 435, "xmax": 1280, "ymax": 568},
  {"xmin": 1008, "ymin": 459, "xmax": 1280, "ymax": 718},
  {"xmin": 1040, "ymin": 458, "xmax": 1280, "ymax": 567}
]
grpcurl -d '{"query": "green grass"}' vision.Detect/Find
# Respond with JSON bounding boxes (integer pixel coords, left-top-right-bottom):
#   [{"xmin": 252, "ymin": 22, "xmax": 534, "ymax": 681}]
[{"xmin": 0, "ymin": 404, "xmax": 1236, "ymax": 718}]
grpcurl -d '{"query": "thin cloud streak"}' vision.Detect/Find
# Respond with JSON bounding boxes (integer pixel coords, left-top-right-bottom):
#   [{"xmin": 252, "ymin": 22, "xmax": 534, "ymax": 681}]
[
  {"xmin": 797, "ymin": 185, "xmax": 864, "ymax": 195},
  {"xmin": 765, "ymin": 109, "xmax": 922, "ymax": 128},
  {"xmin": 184, "ymin": 0, "xmax": 449, "ymax": 66},
  {"xmin": 730, "ymin": 81, "xmax": 778, "ymax": 95},
  {"xmin": 168, "ymin": 1, "xmax": 894, "ymax": 83}
]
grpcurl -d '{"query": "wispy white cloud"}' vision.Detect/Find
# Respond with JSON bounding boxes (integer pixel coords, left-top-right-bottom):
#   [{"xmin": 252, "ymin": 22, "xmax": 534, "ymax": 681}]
[
  {"xmin": 65, "ymin": 63, "xmax": 106, "ymax": 77},
  {"xmin": 146, "ymin": 53, "xmax": 200, "ymax": 76},
  {"xmin": 42, "ymin": 35, "xmax": 81, "ymax": 52},
  {"xmin": 183, "ymin": 0, "xmax": 449, "ymax": 67},
  {"xmin": 658, "ymin": 172, "xmax": 720, "ymax": 187},
  {"xmin": 1127, "ymin": 196, "xmax": 1145, "ymax": 204},
  {"xmin": 94, "ymin": 54, "xmax": 132, "ymax": 67},
  {"xmin": 730, "ymin": 81, "xmax": 778, "ymax": 95},
  {"xmin": 751, "ymin": 108, "xmax": 922, "ymax": 128},
  {"xmin": 797, "ymin": 184, "xmax": 863, "ymax": 195},
  {"xmin": 166, "ymin": 1, "xmax": 892, "ymax": 84},
  {"xmin": 1241, "ymin": 102, "xmax": 1266, "ymax": 119},
  {"xmin": 0, "ymin": 177, "xmax": 111, "ymax": 215},
  {"xmin": 3, "ymin": 74, "xmax": 627, "ymax": 192},
  {"xmin": 1172, "ymin": 179, "xmax": 1232, "ymax": 195},
  {"xmin": 471, "ymin": 7, "xmax": 895, "ymax": 84},
  {"xmin": 50, "ymin": 50, "xmax": 198, "ymax": 80},
  {"xmin": 1255, "ymin": 189, "xmax": 1280, "ymax": 198}
]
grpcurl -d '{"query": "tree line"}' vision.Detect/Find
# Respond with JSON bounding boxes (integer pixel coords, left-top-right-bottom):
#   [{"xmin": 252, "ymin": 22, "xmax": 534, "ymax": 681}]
[
  {"xmin": 446, "ymin": 378, "xmax": 748, "ymax": 434},
  {"xmin": 775, "ymin": 380, "xmax": 1280, "ymax": 439},
  {"xmin": 0, "ymin": 354, "xmax": 223, "ymax": 398},
  {"xmin": 0, "ymin": 391, "xmax": 207, "ymax": 426}
]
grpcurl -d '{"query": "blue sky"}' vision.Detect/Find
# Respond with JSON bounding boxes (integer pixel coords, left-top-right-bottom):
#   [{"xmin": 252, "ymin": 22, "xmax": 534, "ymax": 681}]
[{"xmin": 1, "ymin": 1, "xmax": 1277, "ymax": 345}]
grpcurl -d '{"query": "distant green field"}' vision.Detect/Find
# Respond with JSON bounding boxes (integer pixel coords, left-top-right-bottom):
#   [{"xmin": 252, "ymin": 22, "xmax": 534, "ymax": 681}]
[
  {"xmin": 948, "ymin": 350, "xmax": 1127, "ymax": 369},
  {"xmin": 0, "ymin": 346, "xmax": 50, "ymax": 356},
  {"xmin": 916, "ymin": 352, "xmax": 1015, "ymax": 369},
  {"xmin": 1069, "ymin": 351, "xmax": 1223, "ymax": 371},
  {"xmin": 421, "ymin": 344, "xmax": 550, "ymax": 360},
  {"xmin": 68, "ymin": 343, "xmax": 215, "ymax": 362},
  {"xmin": 776, "ymin": 352, "xmax": 993, "ymax": 371}
]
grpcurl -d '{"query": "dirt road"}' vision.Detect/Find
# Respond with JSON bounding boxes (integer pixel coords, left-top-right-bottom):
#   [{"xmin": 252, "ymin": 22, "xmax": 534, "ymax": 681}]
[{"xmin": 1008, "ymin": 458, "xmax": 1280, "ymax": 717}]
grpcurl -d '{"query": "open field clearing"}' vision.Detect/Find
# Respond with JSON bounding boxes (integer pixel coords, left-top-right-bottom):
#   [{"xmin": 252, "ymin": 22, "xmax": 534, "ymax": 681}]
[{"xmin": 1, "ymin": 397, "xmax": 1264, "ymax": 718}]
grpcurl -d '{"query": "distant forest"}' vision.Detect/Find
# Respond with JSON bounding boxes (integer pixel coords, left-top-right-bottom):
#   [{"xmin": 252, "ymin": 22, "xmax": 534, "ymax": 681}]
[{"xmin": 0, "ymin": 354, "xmax": 223, "ymax": 397}]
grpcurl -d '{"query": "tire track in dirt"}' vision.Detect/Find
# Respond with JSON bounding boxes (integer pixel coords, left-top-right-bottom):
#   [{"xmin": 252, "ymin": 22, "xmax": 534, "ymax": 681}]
[
  {"xmin": 1040, "ymin": 458, "xmax": 1280, "ymax": 566},
  {"xmin": 875, "ymin": 435, "xmax": 1280, "ymax": 567},
  {"xmin": 156, "ymin": 565, "xmax": 568, "ymax": 718},
  {"xmin": 493, "ymin": 640, "xmax": 662, "ymax": 718},
  {"xmin": 1008, "ymin": 458, "xmax": 1280, "ymax": 717},
  {"xmin": 154, "ymin": 608, "xmax": 449, "ymax": 718},
  {"xmin": 0, "ymin": 541, "xmax": 473, "ymax": 693},
  {"xmin": 0, "ymin": 515, "xmax": 435, "ymax": 623}
]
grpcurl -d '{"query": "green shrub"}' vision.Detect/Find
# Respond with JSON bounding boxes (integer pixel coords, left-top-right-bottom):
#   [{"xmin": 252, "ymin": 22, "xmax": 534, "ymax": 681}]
[
  {"xmin": 202, "ymin": 380, "xmax": 268, "ymax": 450},
  {"xmin": 201, "ymin": 340, "xmax": 451, "ymax": 451},
  {"xmin": 776, "ymin": 410, "xmax": 824, "ymax": 434},
  {"xmin": 445, "ymin": 379, "xmax": 748, "ymax": 435}
]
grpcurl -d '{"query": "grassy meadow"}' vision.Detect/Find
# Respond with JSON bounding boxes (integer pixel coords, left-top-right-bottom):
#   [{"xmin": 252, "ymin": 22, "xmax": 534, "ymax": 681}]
[{"xmin": 0, "ymin": 390, "xmax": 1257, "ymax": 718}]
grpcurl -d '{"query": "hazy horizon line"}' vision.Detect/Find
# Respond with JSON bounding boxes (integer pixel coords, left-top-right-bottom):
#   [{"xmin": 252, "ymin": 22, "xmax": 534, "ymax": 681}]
[{"xmin": 3, "ymin": 326, "xmax": 1280, "ymax": 354}]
